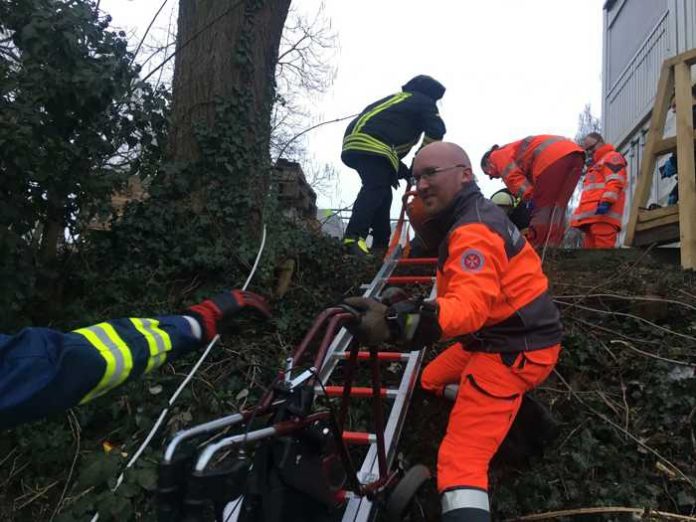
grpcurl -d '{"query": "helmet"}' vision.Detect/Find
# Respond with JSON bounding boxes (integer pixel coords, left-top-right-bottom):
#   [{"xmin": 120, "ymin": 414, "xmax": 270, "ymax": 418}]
[
  {"xmin": 402, "ymin": 75, "xmax": 446, "ymax": 101},
  {"xmin": 490, "ymin": 189, "xmax": 515, "ymax": 209},
  {"xmin": 480, "ymin": 145, "xmax": 499, "ymax": 173}
]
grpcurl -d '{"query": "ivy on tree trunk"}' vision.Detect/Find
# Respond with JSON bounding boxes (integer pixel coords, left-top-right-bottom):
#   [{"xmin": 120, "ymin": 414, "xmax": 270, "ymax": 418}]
[{"xmin": 167, "ymin": 0, "xmax": 290, "ymax": 234}]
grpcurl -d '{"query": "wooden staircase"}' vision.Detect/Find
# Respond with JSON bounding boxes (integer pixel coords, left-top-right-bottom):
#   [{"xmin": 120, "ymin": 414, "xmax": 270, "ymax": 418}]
[{"xmin": 624, "ymin": 48, "xmax": 696, "ymax": 269}]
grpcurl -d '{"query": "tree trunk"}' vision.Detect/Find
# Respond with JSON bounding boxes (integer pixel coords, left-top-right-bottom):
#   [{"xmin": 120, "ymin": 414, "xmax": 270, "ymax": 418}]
[
  {"xmin": 35, "ymin": 191, "xmax": 64, "ymax": 322},
  {"xmin": 168, "ymin": 0, "xmax": 291, "ymax": 163}
]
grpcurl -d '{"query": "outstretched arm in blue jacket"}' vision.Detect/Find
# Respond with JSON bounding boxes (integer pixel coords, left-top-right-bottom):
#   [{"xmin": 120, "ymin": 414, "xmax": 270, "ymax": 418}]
[{"xmin": 0, "ymin": 290, "xmax": 271, "ymax": 429}]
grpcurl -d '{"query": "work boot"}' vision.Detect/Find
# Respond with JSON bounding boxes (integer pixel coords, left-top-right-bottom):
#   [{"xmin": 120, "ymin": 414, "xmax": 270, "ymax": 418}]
[{"xmin": 343, "ymin": 237, "xmax": 370, "ymax": 256}]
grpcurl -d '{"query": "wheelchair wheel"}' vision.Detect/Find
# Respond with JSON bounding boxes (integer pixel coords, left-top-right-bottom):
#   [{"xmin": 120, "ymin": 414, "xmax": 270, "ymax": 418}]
[{"xmin": 384, "ymin": 464, "xmax": 431, "ymax": 522}]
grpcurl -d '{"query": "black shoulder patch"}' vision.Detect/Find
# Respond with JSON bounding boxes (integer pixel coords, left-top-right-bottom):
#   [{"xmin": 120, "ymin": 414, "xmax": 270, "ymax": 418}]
[{"xmin": 605, "ymin": 162, "xmax": 625, "ymax": 173}]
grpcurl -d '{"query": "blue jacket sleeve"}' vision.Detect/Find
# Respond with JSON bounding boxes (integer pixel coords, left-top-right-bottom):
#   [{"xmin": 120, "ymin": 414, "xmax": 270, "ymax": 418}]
[{"xmin": 0, "ymin": 315, "xmax": 202, "ymax": 429}]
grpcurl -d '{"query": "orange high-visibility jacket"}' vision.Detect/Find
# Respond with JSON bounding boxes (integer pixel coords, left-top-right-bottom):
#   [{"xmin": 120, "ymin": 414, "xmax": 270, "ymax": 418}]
[
  {"xmin": 570, "ymin": 143, "xmax": 627, "ymax": 229},
  {"xmin": 434, "ymin": 184, "xmax": 562, "ymax": 353},
  {"xmin": 488, "ymin": 135, "xmax": 583, "ymax": 200}
]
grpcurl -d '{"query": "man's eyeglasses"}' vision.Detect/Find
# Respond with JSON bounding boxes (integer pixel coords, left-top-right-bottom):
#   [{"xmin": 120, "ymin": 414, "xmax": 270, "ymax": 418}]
[
  {"xmin": 584, "ymin": 140, "xmax": 600, "ymax": 154},
  {"xmin": 410, "ymin": 164, "xmax": 468, "ymax": 186}
]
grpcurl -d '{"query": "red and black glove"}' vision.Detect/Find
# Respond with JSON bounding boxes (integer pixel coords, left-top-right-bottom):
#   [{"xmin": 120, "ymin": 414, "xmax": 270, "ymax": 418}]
[{"xmin": 186, "ymin": 290, "xmax": 271, "ymax": 341}]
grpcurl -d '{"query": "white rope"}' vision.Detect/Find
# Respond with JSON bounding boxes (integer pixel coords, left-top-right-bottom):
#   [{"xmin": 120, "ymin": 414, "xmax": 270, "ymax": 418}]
[
  {"xmin": 540, "ymin": 205, "xmax": 559, "ymax": 264},
  {"xmin": 91, "ymin": 225, "xmax": 267, "ymax": 521}
]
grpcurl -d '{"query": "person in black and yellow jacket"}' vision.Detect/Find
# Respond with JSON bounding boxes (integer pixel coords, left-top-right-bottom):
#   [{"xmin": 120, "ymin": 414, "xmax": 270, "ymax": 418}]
[
  {"xmin": 0, "ymin": 290, "xmax": 270, "ymax": 429},
  {"xmin": 341, "ymin": 75, "xmax": 446, "ymax": 256}
]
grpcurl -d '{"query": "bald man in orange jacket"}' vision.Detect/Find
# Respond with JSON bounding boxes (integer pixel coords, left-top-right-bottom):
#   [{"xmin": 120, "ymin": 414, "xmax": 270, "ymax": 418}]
[{"xmin": 343, "ymin": 142, "xmax": 562, "ymax": 521}]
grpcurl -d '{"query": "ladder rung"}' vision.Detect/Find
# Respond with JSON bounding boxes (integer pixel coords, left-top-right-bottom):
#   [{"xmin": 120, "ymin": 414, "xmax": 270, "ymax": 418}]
[
  {"xmin": 386, "ymin": 276, "xmax": 434, "ymax": 285},
  {"xmin": 334, "ymin": 351, "xmax": 409, "ymax": 361},
  {"xmin": 315, "ymin": 386, "xmax": 398, "ymax": 399},
  {"xmin": 342, "ymin": 431, "xmax": 376, "ymax": 445},
  {"xmin": 396, "ymin": 257, "xmax": 438, "ymax": 265}
]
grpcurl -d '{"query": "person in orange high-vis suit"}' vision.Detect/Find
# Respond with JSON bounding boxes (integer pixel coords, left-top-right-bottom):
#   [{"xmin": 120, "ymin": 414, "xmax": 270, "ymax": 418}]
[
  {"xmin": 342, "ymin": 142, "xmax": 562, "ymax": 522},
  {"xmin": 481, "ymin": 135, "xmax": 584, "ymax": 248},
  {"xmin": 570, "ymin": 132, "xmax": 627, "ymax": 248}
]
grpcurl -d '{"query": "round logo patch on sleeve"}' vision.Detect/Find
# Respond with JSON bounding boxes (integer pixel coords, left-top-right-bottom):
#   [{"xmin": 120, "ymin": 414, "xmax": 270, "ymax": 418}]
[{"xmin": 461, "ymin": 248, "xmax": 485, "ymax": 272}]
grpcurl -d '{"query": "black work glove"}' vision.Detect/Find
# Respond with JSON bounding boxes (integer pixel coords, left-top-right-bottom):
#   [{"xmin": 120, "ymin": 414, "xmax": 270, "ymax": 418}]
[
  {"xmin": 387, "ymin": 299, "xmax": 442, "ymax": 349},
  {"xmin": 385, "ymin": 299, "xmax": 441, "ymax": 347},
  {"xmin": 341, "ymin": 297, "xmax": 390, "ymax": 346},
  {"xmin": 397, "ymin": 161, "xmax": 412, "ymax": 181},
  {"xmin": 186, "ymin": 290, "xmax": 271, "ymax": 342},
  {"xmin": 380, "ymin": 287, "xmax": 410, "ymax": 307},
  {"xmin": 341, "ymin": 295, "xmax": 442, "ymax": 348}
]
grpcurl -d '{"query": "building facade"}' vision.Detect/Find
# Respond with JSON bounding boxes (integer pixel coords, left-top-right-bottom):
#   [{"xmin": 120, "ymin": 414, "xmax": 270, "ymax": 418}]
[{"xmin": 602, "ymin": 0, "xmax": 696, "ymax": 227}]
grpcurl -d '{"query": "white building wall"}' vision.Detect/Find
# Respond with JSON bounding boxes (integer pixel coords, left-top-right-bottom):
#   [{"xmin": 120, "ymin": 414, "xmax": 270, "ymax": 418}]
[{"xmin": 602, "ymin": 0, "xmax": 695, "ymax": 241}]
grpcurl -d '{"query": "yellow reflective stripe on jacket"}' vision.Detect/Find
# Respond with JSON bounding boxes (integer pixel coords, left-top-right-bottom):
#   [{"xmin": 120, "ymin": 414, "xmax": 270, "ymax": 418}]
[
  {"xmin": 396, "ymin": 136, "xmax": 419, "ymax": 155},
  {"xmin": 421, "ymin": 135, "xmax": 438, "ymax": 146},
  {"xmin": 353, "ymin": 92, "xmax": 411, "ymax": 134},
  {"xmin": 131, "ymin": 318, "xmax": 172, "ymax": 373},
  {"xmin": 343, "ymin": 133, "xmax": 399, "ymax": 170},
  {"xmin": 74, "ymin": 323, "xmax": 133, "ymax": 404}
]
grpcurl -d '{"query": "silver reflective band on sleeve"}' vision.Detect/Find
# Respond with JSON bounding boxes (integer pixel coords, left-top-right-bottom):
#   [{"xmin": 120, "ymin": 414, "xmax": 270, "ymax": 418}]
[
  {"xmin": 73, "ymin": 323, "xmax": 134, "ymax": 404},
  {"xmin": 515, "ymin": 135, "xmax": 565, "ymax": 164},
  {"xmin": 605, "ymin": 173, "xmax": 624, "ymax": 182},
  {"xmin": 183, "ymin": 315, "xmax": 203, "ymax": 340},
  {"xmin": 602, "ymin": 191, "xmax": 618, "ymax": 201},
  {"xmin": 441, "ymin": 488, "xmax": 490, "ymax": 514},
  {"xmin": 582, "ymin": 182, "xmax": 605, "ymax": 190},
  {"xmin": 500, "ymin": 162, "xmax": 515, "ymax": 179},
  {"xmin": 516, "ymin": 181, "xmax": 532, "ymax": 198},
  {"xmin": 443, "ymin": 384, "xmax": 459, "ymax": 401},
  {"xmin": 515, "ymin": 136, "xmax": 535, "ymax": 161},
  {"xmin": 131, "ymin": 318, "xmax": 172, "ymax": 372},
  {"xmin": 531, "ymin": 136, "xmax": 564, "ymax": 161}
]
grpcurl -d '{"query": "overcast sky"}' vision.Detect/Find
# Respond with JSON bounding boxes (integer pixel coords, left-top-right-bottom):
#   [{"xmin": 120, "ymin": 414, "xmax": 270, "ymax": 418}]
[{"xmin": 101, "ymin": 0, "xmax": 604, "ymax": 214}]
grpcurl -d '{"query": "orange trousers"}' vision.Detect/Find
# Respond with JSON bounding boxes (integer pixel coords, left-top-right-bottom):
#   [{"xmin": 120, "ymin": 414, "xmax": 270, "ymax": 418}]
[
  {"xmin": 420, "ymin": 344, "xmax": 560, "ymax": 492},
  {"xmin": 581, "ymin": 222, "xmax": 618, "ymax": 249}
]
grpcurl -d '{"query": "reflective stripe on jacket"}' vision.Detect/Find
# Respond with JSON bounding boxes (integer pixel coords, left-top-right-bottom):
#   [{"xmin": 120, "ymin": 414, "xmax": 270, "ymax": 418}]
[
  {"xmin": 570, "ymin": 143, "xmax": 627, "ymax": 228},
  {"xmin": 488, "ymin": 135, "xmax": 583, "ymax": 200},
  {"xmin": 434, "ymin": 184, "xmax": 562, "ymax": 353},
  {"xmin": 342, "ymin": 90, "xmax": 446, "ymax": 172},
  {"xmin": 0, "ymin": 315, "xmax": 201, "ymax": 429}
]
